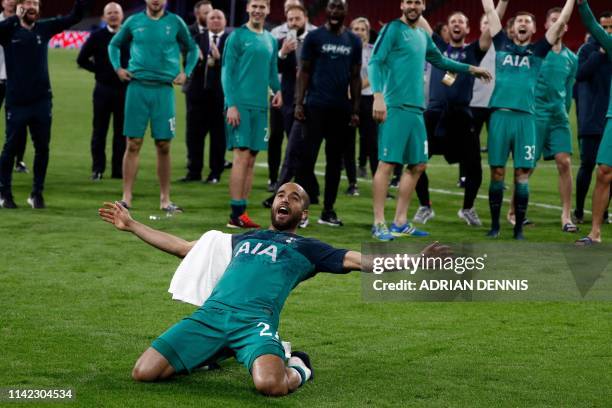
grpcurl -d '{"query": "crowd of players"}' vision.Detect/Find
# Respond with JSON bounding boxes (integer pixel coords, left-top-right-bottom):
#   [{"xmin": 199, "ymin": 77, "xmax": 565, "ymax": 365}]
[{"xmin": 0, "ymin": 0, "xmax": 610, "ymax": 245}]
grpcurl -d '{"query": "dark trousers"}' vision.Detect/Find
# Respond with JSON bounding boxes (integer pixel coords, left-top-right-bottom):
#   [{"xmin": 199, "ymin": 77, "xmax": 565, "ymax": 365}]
[
  {"xmin": 267, "ymin": 105, "xmax": 286, "ymax": 185},
  {"xmin": 185, "ymin": 90, "xmax": 226, "ymax": 180},
  {"xmin": 576, "ymin": 134, "xmax": 611, "ymax": 217},
  {"xmin": 417, "ymin": 107, "xmax": 482, "ymax": 209},
  {"xmin": 471, "ymin": 106, "xmax": 491, "ymax": 143},
  {"xmin": 356, "ymin": 95, "xmax": 378, "ymax": 176},
  {"xmin": 276, "ymin": 119, "xmax": 319, "ymax": 195},
  {"xmin": 0, "ymin": 98, "xmax": 52, "ymax": 195},
  {"xmin": 343, "ymin": 129, "xmax": 357, "ymax": 185},
  {"xmin": 0, "ymin": 81, "xmax": 27, "ymax": 164},
  {"xmin": 297, "ymin": 106, "xmax": 351, "ymax": 211},
  {"xmin": 91, "ymin": 82, "xmax": 126, "ymax": 177}
]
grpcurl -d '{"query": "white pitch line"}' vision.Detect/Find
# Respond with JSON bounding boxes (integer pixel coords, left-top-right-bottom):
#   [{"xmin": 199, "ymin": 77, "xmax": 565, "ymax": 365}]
[{"xmin": 255, "ymin": 162, "xmax": 592, "ymax": 214}]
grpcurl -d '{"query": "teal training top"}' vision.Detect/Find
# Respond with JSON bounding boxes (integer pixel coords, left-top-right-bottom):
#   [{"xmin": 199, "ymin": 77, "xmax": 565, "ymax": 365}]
[
  {"xmin": 202, "ymin": 230, "xmax": 348, "ymax": 325},
  {"xmin": 108, "ymin": 11, "xmax": 198, "ymax": 84},
  {"xmin": 221, "ymin": 26, "xmax": 281, "ymax": 109},
  {"xmin": 489, "ymin": 31, "xmax": 552, "ymax": 114},
  {"xmin": 535, "ymin": 46, "xmax": 578, "ymax": 120},
  {"xmin": 579, "ymin": 1, "xmax": 612, "ymax": 118},
  {"xmin": 368, "ymin": 19, "xmax": 471, "ymax": 110}
]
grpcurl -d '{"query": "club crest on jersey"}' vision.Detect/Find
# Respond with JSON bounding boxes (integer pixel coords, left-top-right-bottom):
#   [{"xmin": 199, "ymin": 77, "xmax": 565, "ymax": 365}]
[
  {"xmin": 236, "ymin": 242, "xmax": 278, "ymax": 262},
  {"xmin": 502, "ymin": 55, "xmax": 530, "ymax": 68}
]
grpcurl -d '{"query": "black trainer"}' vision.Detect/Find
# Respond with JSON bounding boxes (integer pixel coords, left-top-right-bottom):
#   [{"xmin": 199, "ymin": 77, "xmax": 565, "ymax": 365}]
[
  {"xmin": 27, "ymin": 193, "xmax": 45, "ymax": 209},
  {"xmin": 345, "ymin": 184, "xmax": 359, "ymax": 196},
  {"xmin": 318, "ymin": 209, "xmax": 343, "ymax": 227},
  {"xmin": 262, "ymin": 195, "xmax": 274, "ymax": 208},
  {"xmin": 291, "ymin": 351, "xmax": 314, "ymax": 381},
  {"xmin": 0, "ymin": 192, "xmax": 17, "ymax": 208},
  {"xmin": 15, "ymin": 161, "xmax": 28, "ymax": 173},
  {"xmin": 91, "ymin": 172, "xmax": 103, "ymax": 181}
]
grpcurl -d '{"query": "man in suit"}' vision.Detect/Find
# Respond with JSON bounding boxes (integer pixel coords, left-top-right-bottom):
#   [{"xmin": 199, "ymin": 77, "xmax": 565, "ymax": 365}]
[
  {"xmin": 190, "ymin": 0, "xmax": 211, "ymax": 35},
  {"xmin": 77, "ymin": 2, "xmax": 128, "ymax": 181},
  {"xmin": 181, "ymin": 8, "xmax": 228, "ymax": 183}
]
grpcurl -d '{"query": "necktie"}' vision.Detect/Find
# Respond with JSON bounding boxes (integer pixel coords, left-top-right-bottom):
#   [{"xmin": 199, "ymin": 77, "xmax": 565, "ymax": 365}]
[{"xmin": 212, "ymin": 34, "xmax": 218, "ymax": 47}]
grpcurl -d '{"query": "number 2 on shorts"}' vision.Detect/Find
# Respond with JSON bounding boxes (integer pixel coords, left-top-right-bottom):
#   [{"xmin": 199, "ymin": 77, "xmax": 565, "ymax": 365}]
[{"xmin": 257, "ymin": 322, "xmax": 279, "ymax": 339}]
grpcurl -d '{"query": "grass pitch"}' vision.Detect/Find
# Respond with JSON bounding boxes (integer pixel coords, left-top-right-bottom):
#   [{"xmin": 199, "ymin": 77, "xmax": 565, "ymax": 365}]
[{"xmin": 0, "ymin": 50, "xmax": 610, "ymax": 407}]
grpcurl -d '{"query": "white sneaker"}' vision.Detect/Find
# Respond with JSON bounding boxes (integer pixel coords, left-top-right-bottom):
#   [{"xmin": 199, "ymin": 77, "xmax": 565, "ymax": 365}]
[
  {"xmin": 412, "ymin": 206, "xmax": 435, "ymax": 224},
  {"xmin": 458, "ymin": 208, "xmax": 482, "ymax": 226}
]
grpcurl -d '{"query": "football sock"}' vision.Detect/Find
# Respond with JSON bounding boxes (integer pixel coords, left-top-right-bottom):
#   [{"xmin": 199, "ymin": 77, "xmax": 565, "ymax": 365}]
[
  {"xmin": 514, "ymin": 182, "xmax": 529, "ymax": 237},
  {"xmin": 489, "ymin": 180, "xmax": 504, "ymax": 231},
  {"xmin": 288, "ymin": 356, "xmax": 311, "ymax": 386},
  {"xmin": 230, "ymin": 199, "xmax": 246, "ymax": 219}
]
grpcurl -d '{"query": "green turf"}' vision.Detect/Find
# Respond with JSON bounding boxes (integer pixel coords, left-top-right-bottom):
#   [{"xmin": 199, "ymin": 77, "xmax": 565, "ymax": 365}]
[{"xmin": 0, "ymin": 50, "xmax": 610, "ymax": 407}]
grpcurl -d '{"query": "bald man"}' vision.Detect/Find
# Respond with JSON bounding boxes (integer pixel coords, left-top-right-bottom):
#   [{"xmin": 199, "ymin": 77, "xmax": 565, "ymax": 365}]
[
  {"xmin": 78, "ymin": 2, "xmax": 129, "ymax": 180},
  {"xmin": 181, "ymin": 8, "xmax": 229, "ymax": 183}
]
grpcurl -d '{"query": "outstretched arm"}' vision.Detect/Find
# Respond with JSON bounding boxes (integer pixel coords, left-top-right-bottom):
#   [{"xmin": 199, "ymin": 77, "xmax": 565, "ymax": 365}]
[
  {"xmin": 343, "ymin": 242, "xmax": 452, "ymax": 272},
  {"xmin": 577, "ymin": 0, "xmax": 612, "ymax": 55},
  {"xmin": 426, "ymin": 36, "xmax": 493, "ymax": 81},
  {"xmin": 545, "ymin": 0, "xmax": 576, "ymax": 45},
  {"xmin": 481, "ymin": 0, "xmax": 502, "ymax": 38},
  {"xmin": 479, "ymin": 0, "xmax": 509, "ymax": 51},
  {"xmin": 98, "ymin": 202, "xmax": 196, "ymax": 258},
  {"xmin": 43, "ymin": 0, "xmax": 89, "ymax": 37}
]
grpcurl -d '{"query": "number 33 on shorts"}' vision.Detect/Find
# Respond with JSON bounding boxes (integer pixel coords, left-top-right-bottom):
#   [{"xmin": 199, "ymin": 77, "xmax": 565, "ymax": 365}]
[
  {"xmin": 257, "ymin": 322, "xmax": 279, "ymax": 340},
  {"xmin": 524, "ymin": 145, "xmax": 535, "ymax": 161}
]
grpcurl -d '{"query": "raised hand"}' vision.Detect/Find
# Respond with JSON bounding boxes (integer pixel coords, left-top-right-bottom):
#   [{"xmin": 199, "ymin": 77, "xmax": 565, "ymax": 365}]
[{"xmin": 98, "ymin": 201, "xmax": 134, "ymax": 231}]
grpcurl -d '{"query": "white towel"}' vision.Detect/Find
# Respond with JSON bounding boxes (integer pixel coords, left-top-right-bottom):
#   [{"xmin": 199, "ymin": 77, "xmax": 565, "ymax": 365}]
[{"xmin": 168, "ymin": 230, "xmax": 233, "ymax": 306}]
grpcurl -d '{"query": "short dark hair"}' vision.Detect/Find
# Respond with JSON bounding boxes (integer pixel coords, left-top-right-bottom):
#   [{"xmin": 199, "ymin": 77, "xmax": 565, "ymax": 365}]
[
  {"xmin": 194, "ymin": 0, "xmax": 211, "ymax": 11},
  {"xmin": 285, "ymin": 4, "xmax": 306, "ymax": 16},
  {"xmin": 515, "ymin": 11, "xmax": 536, "ymax": 24},
  {"xmin": 433, "ymin": 21, "xmax": 447, "ymax": 36},
  {"xmin": 546, "ymin": 7, "xmax": 562, "ymax": 20},
  {"xmin": 600, "ymin": 11, "xmax": 612, "ymax": 19}
]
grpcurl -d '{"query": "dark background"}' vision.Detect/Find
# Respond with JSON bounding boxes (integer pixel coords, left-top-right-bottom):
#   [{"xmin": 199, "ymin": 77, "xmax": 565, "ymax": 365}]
[{"xmin": 35, "ymin": 0, "xmax": 611, "ymax": 50}]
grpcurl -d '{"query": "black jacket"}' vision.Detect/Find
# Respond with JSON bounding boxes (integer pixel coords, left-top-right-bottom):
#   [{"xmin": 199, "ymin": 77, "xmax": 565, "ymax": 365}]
[
  {"xmin": 77, "ymin": 27, "xmax": 129, "ymax": 88},
  {"xmin": 575, "ymin": 36, "xmax": 611, "ymax": 137},
  {"xmin": 0, "ymin": 1, "xmax": 86, "ymax": 106},
  {"xmin": 278, "ymin": 37, "xmax": 299, "ymax": 108},
  {"xmin": 184, "ymin": 27, "xmax": 228, "ymax": 102}
]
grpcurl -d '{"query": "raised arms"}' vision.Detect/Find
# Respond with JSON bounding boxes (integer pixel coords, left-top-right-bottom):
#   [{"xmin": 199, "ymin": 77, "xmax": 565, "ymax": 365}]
[
  {"xmin": 479, "ymin": 0, "xmax": 509, "ymax": 51},
  {"xmin": 545, "ymin": 0, "xmax": 576, "ymax": 45},
  {"xmin": 481, "ymin": 0, "xmax": 503, "ymax": 38}
]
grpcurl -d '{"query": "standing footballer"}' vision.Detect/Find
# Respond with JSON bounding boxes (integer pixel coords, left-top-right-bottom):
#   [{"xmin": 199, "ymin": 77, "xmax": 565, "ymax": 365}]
[
  {"xmin": 222, "ymin": 0, "xmax": 282, "ymax": 229},
  {"xmin": 481, "ymin": 0, "xmax": 575, "ymax": 240},
  {"xmin": 368, "ymin": 0, "xmax": 492, "ymax": 241},
  {"xmin": 576, "ymin": 0, "xmax": 612, "ymax": 245},
  {"xmin": 108, "ymin": 0, "xmax": 199, "ymax": 212},
  {"xmin": 533, "ymin": 7, "xmax": 578, "ymax": 233}
]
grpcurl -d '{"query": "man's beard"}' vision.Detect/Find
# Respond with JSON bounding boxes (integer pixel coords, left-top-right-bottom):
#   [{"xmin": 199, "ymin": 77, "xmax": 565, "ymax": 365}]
[
  {"xmin": 22, "ymin": 11, "xmax": 39, "ymax": 25},
  {"xmin": 270, "ymin": 212, "xmax": 301, "ymax": 231},
  {"xmin": 403, "ymin": 9, "xmax": 421, "ymax": 23}
]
